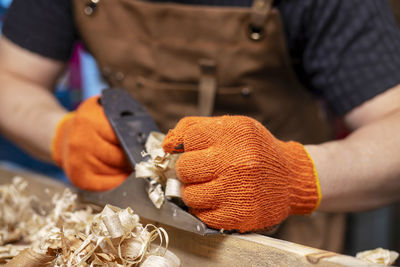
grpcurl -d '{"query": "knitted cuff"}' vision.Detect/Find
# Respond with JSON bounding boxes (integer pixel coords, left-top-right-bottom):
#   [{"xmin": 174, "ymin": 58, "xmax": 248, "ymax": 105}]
[
  {"xmin": 51, "ymin": 112, "xmax": 75, "ymax": 167},
  {"xmin": 281, "ymin": 141, "xmax": 321, "ymax": 215}
]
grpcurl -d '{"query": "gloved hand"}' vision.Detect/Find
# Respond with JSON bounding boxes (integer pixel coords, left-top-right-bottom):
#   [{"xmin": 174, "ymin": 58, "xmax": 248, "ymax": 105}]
[
  {"xmin": 51, "ymin": 96, "xmax": 131, "ymax": 191},
  {"xmin": 162, "ymin": 116, "xmax": 321, "ymax": 233}
]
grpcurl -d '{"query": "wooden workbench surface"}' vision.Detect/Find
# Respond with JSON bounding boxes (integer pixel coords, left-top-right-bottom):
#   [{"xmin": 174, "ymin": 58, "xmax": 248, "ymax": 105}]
[{"xmin": 0, "ymin": 164, "xmax": 379, "ymax": 267}]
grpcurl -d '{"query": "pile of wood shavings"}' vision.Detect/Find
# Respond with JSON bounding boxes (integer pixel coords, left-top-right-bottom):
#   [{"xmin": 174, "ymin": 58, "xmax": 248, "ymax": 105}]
[
  {"xmin": 0, "ymin": 177, "xmax": 180, "ymax": 266},
  {"xmin": 135, "ymin": 132, "xmax": 181, "ymax": 208}
]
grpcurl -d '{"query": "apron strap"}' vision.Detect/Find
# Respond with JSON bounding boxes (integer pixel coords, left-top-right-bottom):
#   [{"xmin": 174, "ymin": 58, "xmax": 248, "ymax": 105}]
[
  {"xmin": 249, "ymin": 0, "xmax": 273, "ymax": 40},
  {"xmin": 198, "ymin": 59, "xmax": 217, "ymax": 116}
]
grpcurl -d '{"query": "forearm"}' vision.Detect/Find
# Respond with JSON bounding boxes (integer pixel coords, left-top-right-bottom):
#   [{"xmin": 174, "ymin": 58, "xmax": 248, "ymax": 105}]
[
  {"xmin": 0, "ymin": 73, "xmax": 67, "ymax": 162},
  {"xmin": 306, "ymin": 108, "xmax": 400, "ymax": 212}
]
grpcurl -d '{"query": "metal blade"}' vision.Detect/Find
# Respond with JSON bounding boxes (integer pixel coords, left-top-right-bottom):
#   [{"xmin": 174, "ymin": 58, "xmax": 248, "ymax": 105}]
[
  {"xmin": 100, "ymin": 88, "xmax": 159, "ymax": 165},
  {"xmin": 86, "ymin": 88, "xmax": 217, "ymax": 235},
  {"xmin": 0, "ymin": 163, "xmax": 216, "ymax": 235},
  {"xmin": 78, "ymin": 174, "xmax": 217, "ymax": 235}
]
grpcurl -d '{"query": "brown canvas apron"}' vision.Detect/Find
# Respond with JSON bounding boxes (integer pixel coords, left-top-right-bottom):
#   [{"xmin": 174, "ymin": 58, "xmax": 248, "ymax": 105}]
[{"xmin": 73, "ymin": 0, "xmax": 345, "ymax": 252}]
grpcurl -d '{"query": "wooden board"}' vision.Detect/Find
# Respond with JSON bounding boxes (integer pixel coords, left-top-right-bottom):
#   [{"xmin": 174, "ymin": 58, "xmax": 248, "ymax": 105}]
[
  {"xmin": 143, "ymin": 219, "xmax": 380, "ymax": 267},
  {"xmin": 0, "ymin": 164, "xmax": 379, "ymax": 267}
]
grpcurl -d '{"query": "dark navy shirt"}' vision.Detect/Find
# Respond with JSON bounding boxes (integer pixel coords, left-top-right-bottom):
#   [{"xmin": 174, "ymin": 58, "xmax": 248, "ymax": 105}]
[{"xmin": 3, "ymin": 0, "xmax": 400, "ymax": 115}]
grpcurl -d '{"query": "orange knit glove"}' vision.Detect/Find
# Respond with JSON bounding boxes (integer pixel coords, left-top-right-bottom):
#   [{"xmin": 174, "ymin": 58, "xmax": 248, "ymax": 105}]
[
  {"xmin": 162, "ymin": 116, "xmax": 321, "ymax": 233},
  {"xmin": 51, "ymin": 96, "xmax": 131, "ymax": 191}
]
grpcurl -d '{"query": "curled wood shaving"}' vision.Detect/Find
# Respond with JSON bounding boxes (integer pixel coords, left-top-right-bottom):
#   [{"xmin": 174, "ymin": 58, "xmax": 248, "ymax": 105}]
[
  {"xmin": 141, "ymin": 252, "xmax": 180, "ymax": 267},
  {"xmin": 0, "ymin": 244, "xmax": 30, "ymax": 264},
  {"xmin": 135, "ymin": 132, "xmax": 182, "ymax": 208},
  {"xmin": 356, "ymin": 248, "xmax": 399, "ymax": 266},
  {"xmin": 0, "ymin": 177, "xmax": 41, "ymax": 246},
  {"xmin": 0, "ymin": 178, "xmax": 180, "ymax": 266},
  {"xmin": 6, "ymin": 248, "xmax": 55, "ymax": 267}
]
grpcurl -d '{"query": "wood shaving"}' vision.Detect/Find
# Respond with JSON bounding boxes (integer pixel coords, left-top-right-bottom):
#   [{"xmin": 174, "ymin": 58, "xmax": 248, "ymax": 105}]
[
  {"xmin": 0, "ymin": 245, "xmax": 30, "ymax": 264},
  {"xmin": 135, "ymin": 132, "xmax": 182, "ymax": 208},
  {"xmin": 0, "ymin": 177, "xmax": 180, "ymax": 266},
  {"xmin": 356, "ymin": 247, "xmax": 399, "ymax": 266}
]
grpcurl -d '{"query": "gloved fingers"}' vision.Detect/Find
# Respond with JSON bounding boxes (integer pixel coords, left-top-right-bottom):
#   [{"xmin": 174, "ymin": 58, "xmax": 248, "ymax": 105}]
[
  {"xmin": 162, "ymin": 116, "xmax": 226, "ymax": 153},
  {"xmin": 95, "ymin": 120, "xmax": 119, "ymax": 145},
  {"xmin": 65, "ymin": 155, "xmax": 130, "ymax": 191},
  {"xmin": 76, "ymin": 96, "xmax": 102, "ymax": 114},
  {"xmin": 76, "ymin": 96, "xmax": 120, "ymax": 145},
  {"xmin": 181, "ymin": 180, "xmax": 222, "ymax": 209},
  {"xmin": 175, "ymin": 148, "xmax": 220, "ymax": 184},
  {"xmin": 92, "ymin": 113, "xmax": 120, "ymax": 145},
  {"xmin": 91, "ymin": 134, "xmax": 131, "ymax": 170},
  {"xmin": 71, "ymin": 172, "xmax": 129, "ymax": 191},
  {"xmin": 89, "ymin": 151, "xmax": 132, "ymax": 174},
  {"xmin": 92, "ymin": 173, "xmax": 129, "ymax": 191}
]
